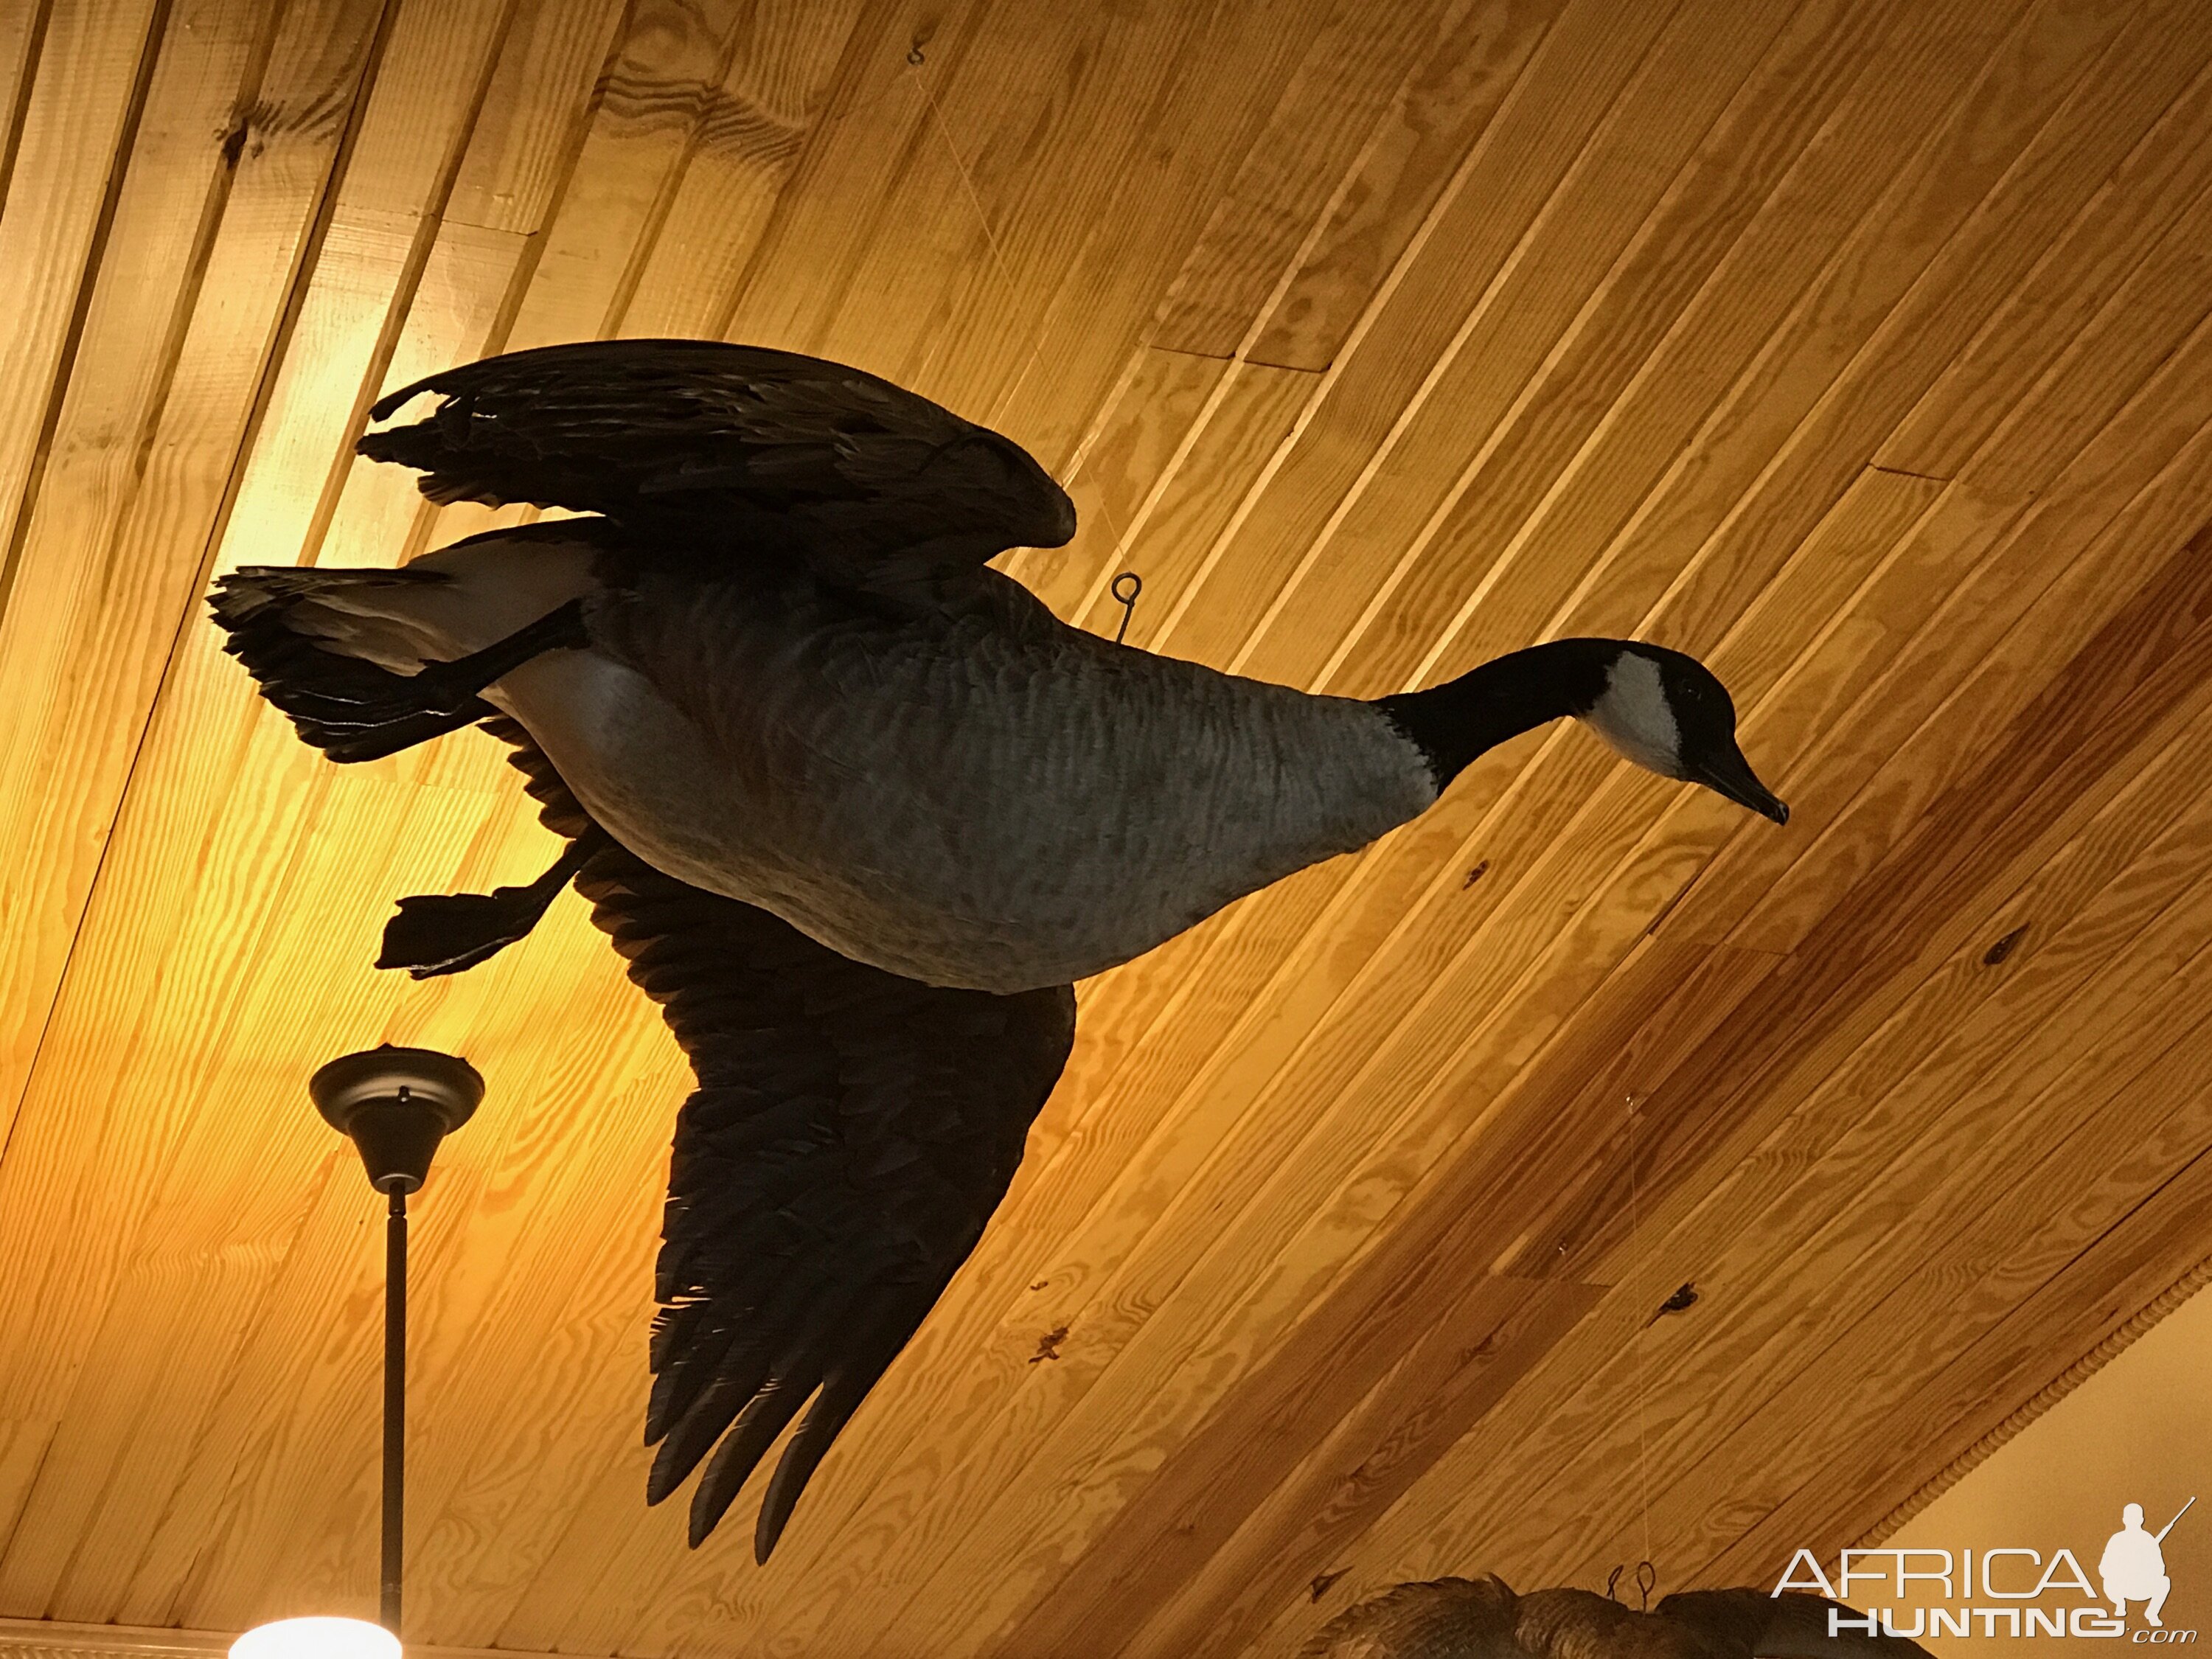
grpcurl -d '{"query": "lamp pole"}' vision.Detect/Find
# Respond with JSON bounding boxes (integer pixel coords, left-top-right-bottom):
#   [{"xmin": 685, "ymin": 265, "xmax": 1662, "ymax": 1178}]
[
  {"xmin": 311, "ymin": 1046, "xmax": 484, "ymax": 1638},
  {"xmin": 381, "ymin": 1184, "xmax": 407, "ymax": 1630}
]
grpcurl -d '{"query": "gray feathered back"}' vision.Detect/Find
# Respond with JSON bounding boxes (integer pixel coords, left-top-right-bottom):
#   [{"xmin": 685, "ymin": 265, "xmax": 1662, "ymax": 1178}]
[
  {"xmin": 1301, "ymin": 1579, "xmax": 1933, "ymax": 1659},
  {"xmin": 1302, "ymin": 1576, "xmax": 1524, "ymax": 1659}
]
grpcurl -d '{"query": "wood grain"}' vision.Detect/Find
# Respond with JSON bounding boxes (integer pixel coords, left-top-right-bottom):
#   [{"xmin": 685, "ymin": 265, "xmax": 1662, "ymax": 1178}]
[{"xmin": 8, "ymin": 0, "xmax": 2212, "ymax": 1654}]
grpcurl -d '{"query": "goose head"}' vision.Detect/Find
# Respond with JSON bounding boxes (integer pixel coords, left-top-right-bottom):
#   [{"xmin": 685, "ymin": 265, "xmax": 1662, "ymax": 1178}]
[
  {"xmin": 1579, "ymin": 642, "xmax": 1787, "ymax": 824},
  {"xmin": 1373, "ymin": 638, "xmax": 1787, "ymax": 825}
]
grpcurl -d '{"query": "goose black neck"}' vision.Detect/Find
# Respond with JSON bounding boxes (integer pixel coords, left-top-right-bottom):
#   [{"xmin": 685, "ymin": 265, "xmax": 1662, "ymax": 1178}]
[{"xmin": 1374, "ymin": 639, "xmax": 1615, "ymax": 789}]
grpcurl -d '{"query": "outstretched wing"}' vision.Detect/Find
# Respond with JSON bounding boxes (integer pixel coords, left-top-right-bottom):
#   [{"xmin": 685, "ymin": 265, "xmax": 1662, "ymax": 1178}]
[
  {"xmin": 487, "ymin": 717, "xmax": 1076, "ymax": 1559},
  {"xmin": 1300, "ymin": 1576, "xmax": 1521, "ymax": 1658},
  {"xmin": 594, "ymin": 852, "xmax": 1076, "ymax": 1562},
  {"xmin": 358, "ymin": 339, "xmax": 1076, "ymax": 563}
]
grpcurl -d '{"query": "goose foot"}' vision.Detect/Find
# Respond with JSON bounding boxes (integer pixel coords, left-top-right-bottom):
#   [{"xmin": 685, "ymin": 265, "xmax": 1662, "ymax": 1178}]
[{"xmin": 378, "ymin": 827, "xmax": 609, "ymax": 977}]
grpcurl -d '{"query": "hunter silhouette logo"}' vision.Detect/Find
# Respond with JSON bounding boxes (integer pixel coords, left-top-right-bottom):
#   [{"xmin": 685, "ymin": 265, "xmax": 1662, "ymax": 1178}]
[{"xmin": 2103, "ymin": 1500, "xmax": 2191, "ymax": 1629}]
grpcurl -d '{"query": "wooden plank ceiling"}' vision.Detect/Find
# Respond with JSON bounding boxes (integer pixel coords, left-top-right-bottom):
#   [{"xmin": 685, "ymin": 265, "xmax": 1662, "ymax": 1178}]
[{"xmin": 3, "ymin": 0, "xmax": 2211, "ymax": 1654}]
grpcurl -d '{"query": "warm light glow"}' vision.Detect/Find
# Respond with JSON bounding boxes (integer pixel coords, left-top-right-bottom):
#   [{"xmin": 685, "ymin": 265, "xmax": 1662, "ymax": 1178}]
[{"xmin": 229, "ymin": 1618, "xmax": 400, "ymax": 1659}]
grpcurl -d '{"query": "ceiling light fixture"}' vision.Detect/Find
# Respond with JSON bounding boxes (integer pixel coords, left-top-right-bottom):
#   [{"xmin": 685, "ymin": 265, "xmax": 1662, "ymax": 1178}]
[
  {"xmin": 228, "ymin": 1046, "xmax": 482, "ymax": 1659},
  {"xmin": 229, "ymin": 1619, "xmax": 400, "ymax": 1659}
]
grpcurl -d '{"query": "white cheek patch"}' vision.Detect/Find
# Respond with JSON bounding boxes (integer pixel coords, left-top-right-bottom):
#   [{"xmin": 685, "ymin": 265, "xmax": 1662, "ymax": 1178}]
[{"xmin": 1584, "ymin": 652, "xmax": 1681, "ymax": 776}]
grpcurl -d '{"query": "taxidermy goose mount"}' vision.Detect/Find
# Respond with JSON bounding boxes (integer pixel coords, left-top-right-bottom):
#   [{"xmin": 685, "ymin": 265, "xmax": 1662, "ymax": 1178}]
[
  {"xmin": 1302, "ymin": 1575, "xmax": 1931, "ymax": 1659},
  {"xmin": 207, "ymin": 340, "xmax": 1787, "ymax": 1562}
]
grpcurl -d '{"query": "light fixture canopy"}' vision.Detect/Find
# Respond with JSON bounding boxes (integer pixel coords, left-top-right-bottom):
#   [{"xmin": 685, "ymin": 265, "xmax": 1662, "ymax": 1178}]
[
  {"xmin": 229, "ymin": 1617, "xmax": 401, "ymax": 1659},
  {"xmin": 310, "ymin": 1045, "xmax": 484, "ymax": 1194}
]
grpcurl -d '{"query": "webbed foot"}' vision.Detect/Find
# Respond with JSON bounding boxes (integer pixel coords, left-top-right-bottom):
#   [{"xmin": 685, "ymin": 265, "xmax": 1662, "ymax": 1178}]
[{"xmin": 377, "ymin": 827, "xmax": 610, "ymax": 978}]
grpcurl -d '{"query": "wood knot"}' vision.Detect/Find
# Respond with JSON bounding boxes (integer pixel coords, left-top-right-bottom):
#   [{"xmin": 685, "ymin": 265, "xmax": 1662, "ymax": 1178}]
[
  {"xmin": 1027, "ymin": 1324, "xmax": 1068, "ymax": 1363},
  {"xmin": 1645, "ymin": 1281, "xmax": 1699, "ymax": 1326},
  {"xmin": 1462, "ymin": 859, "xmax": 1489, "ymax": 888},
  {"xmin": 218, "ymin": 99, "xmax": 279, "ymax": 168},
  {"xmin": 1983, "ymin": 924, "xmax": 2029, "ymax": 966}
]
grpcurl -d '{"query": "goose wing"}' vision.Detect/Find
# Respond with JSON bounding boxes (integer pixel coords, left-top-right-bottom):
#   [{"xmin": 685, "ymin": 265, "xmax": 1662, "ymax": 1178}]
[
  {"xmin": 487, "ymin": 718, "xmax": 1077, "ymax": 1559},
  {"xmin": 358, "ymin": 339, "xmax": 1077, "ymax": 568}
]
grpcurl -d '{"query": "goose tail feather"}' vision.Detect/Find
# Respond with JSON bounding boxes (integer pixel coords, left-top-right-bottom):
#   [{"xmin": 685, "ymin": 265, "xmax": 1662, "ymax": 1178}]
[{"xmin": 208, "ymin": 567, "xmax": 493, "ymax": 762}]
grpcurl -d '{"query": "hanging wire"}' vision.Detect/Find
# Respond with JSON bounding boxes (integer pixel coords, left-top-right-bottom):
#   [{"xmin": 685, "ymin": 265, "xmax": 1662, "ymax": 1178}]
[
  {"xmin": 902, "ymin": 44, "xmax": 1046, "ymax": 420},
  {"xmin": 1611, "ymin": 1092, "xmax": 1663, "ymax": 1627},
  {"xmin": 1627, "ymin": 1093, "xmax": 1655, "ymax": 1578},
  {"xmin": 901, "ymin": 41, "xmax": 1141, "ymax": 630}
]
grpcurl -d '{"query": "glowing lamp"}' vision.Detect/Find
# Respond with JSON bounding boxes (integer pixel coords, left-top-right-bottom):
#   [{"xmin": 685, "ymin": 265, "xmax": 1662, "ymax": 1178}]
[{"xmin": 229, "ymin": 1618, "xmax": 402, "ymax": 1659}]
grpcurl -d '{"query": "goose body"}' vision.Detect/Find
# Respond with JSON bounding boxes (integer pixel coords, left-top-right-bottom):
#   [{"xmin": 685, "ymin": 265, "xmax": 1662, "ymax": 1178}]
[
  {"xmin": 208, "ymin": 338, "xmax": 1787, "ymax": 1559},
  {"xmin": 309, "ymin": 524, "xmax": 1436, "ymax": 991}
]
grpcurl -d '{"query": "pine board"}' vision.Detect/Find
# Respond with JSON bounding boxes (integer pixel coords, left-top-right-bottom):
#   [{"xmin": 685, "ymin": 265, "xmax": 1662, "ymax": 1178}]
[{"xmin": 7, "ymin": 1, "xmax": 2212, "ymax": 1655}]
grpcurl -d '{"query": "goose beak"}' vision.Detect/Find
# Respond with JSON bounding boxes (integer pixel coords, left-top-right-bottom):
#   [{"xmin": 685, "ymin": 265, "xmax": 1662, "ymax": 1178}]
[{"xmin": 1688, "ymin": 748, "xmax": 1789, "ymax": 825}]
